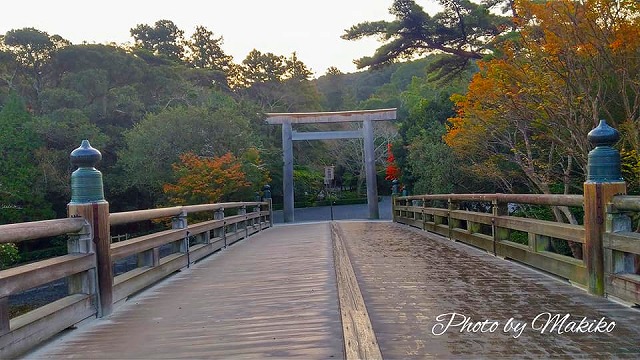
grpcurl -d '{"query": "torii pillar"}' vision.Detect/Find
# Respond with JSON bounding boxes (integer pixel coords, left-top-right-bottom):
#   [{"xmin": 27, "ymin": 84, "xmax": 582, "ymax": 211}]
[{"xmin": 266, "ymin": 109, "xmax": 397, "ymax": 223}]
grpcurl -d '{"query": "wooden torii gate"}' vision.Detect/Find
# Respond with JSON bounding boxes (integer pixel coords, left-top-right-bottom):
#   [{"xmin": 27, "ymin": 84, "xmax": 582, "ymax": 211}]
[{"xmin": 265, "ymin": 108, "xmax": 397, "ymax": 223}]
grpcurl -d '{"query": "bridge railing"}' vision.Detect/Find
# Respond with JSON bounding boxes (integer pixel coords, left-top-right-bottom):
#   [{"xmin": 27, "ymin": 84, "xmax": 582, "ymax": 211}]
[
  {"xmin": 0, "ymin": 218, "xmax": 96, "ymax": 358},
  {"xmin": 393, "ymin": 120, "xmax": 639, "ymax": 306},
  {"xmin": 604, "ymin": 195, "xmax": 640, "ymax": 305},
  {"xmin": 393, "ymin": 194, "xmax": 588, "ymax": 285},
  {"xmin": 109, "ymin": 201, "xmax": 271, "ymax": 305},
  {"xmin": 0, "ymin": 140, "xmax": 273, "ymax": 358}
]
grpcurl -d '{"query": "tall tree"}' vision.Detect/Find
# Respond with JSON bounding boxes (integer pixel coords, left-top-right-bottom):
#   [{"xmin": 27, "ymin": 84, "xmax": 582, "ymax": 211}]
[
  {"xmin": 2, "ymin": 28, "xmax": 69, "ymax": 104},
  {"xmin": 236, "ymin": 49, "xmax": 286, "ymax": 86},
  {"xmin": 342, "ymin": 0, "xmax": 513, "ymax": 72},
  {"xmin": 130, "ymin": 20, "xmax": 185, "ymax": 62},
  {"xmin": 284, "ymin": 52, "xmax": 312, "ymax": 81},
  {"xmin": 445, "ymin": 0, "xmax": 640, "ymax": 223},
  {"xmin": 186, "ymin": 26, "xmax": 233, "ymax": 72}
]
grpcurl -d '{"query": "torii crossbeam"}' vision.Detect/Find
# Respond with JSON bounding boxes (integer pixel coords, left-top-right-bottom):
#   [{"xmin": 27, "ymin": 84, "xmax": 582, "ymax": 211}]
[{"xmin": 265, "ymin": 108, "xmax": 397, "ymax": 222}]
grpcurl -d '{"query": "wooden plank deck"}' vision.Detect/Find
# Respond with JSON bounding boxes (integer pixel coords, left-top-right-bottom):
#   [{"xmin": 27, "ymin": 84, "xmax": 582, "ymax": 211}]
[
  {"xmin": 27, "ymin": 224, "xmax": 344, "ymax": 359},
  {"xmin": 23, "ymin": 221, "xmax": 640, "ymax": 359},
  {"xmin": 339, "ymin": 221, "xmax": 640, "ymax": 358}
]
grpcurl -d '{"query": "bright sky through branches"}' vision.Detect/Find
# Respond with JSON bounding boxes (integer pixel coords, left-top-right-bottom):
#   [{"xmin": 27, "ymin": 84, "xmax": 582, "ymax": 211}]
[{"xmin": 0, "ymin": 0, "xmax": 440, "ymax": 77}]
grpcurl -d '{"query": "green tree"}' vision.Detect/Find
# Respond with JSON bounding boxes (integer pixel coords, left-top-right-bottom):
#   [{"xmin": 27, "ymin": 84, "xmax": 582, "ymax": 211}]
[
  {"xmin": 117, "ymin": 93, "xmax": 260, "ymax": 208},
  {"xmin": 323, "ymin": 67, "xmax": 345, "ymax": 111},
  {"xmin": 130, "ymin": 20, "xmax": 185, "ymax": 62},
  {"xmin": 0, "ymin": 94, "xmax": 54, "ymax": 224},
  {"xmin": 342, "ymin": 0, "xmax": 512, "ymax": 72},
  {"xmin": 2, "ymin": 28, "xmax": 69, "ymax": 105},
  {"xmin": 186, "ymin": 26, "xmax": 233, "ymax": 72},
  {"xmin": 236, "ymin": 49, "xmax": 286, "ymax": 86},
  {"xmin": 284, "ymin": 52, "xmax": 312, "ymax": 81}
]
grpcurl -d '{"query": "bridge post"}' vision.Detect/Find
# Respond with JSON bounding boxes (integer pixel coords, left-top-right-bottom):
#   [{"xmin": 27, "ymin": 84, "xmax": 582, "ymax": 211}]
[
  {"xmin": 239, "ymin": 205, "xmax": 248, "ymax": 239},
  {"xmin": 172, "ymin": 211, "xmax": 189, "ymax": 265},
  {"xmin": 448, "ymin": 198, "xmax": 459, "ymax": 239},
  {"xmin": 67, "ymin": 221, "xmax": 95, "ymax": 299},
  {"xmin": 492, "ymin": 198, "xmax": 509, "ymax": 256},
  {"xmin": 213, "ymin": 208, "xmax": 226, "ymax": 247},
  {"xmin": 583, "ymin": 120, "xmax": 626, "ymax": 296},
  {"xmin": 263, "ymin": 185, "xmax": 273, "ymax": 227},
  {"xmin": 67, "ymin": 140, "xmax": 112, "ymax": 317}
]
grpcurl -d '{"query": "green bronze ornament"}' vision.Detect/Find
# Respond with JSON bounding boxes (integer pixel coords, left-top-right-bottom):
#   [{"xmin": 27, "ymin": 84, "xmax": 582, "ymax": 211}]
[
  {"xmin": 70, "ymin": 140, "xmax": 105, "ymax": 204},
  {"xmin": 586, "ymin": 120, "xmax": 623, "ymax": 183}
]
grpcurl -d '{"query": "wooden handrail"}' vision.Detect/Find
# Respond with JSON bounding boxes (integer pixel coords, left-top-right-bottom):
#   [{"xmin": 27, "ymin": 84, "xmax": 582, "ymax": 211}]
[
  {"xmin": 0, "ymin": 218, "xmax": 86, "ymax": 244},
  {"xmin": 397, "ymin": 193, "xmax": 584, "ymax": 207},
  {"xmin": 611, "ymin": 195, "xmax": 640, "ymax": 211},
  {"xmin": 0, "ymin": 254, "xmax": 94, "ymax": 298},
  {"xmin": 109, "ymin": 201, "xmax": 268, "ymax": 225}
]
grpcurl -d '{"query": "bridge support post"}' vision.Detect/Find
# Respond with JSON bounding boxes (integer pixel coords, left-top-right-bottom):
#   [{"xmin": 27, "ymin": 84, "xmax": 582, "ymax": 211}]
[
  {"xmin": 67, "ymin": 221, "xmax": 95, "ymax": 300},
  {"xmin": 239, "ymin": 205, "xmax": 248, "ymax": 239},
  {"xmin": 173, "ymin": 211, "xmax": 189, "ymax": 264},
  {"xmin": 214, "ymin": 208, "xmax": 226, "ymax": 247},
  {"xmin": 583, "ymin": 120, "xmax": 626, "ymax": 296},
  {"xmin": 67, "ymin": 140, "xmax": 112, "ymax": 317}
]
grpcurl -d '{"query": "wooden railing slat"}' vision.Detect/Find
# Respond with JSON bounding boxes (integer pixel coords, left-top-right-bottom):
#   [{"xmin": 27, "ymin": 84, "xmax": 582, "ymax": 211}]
[
  {"xmin": 0, "ymin": 254, "xmax": 94, "ymax": 298},
  {"xmin": 111, "ymin": 229, "xmax": 187, "ymax": 261}
]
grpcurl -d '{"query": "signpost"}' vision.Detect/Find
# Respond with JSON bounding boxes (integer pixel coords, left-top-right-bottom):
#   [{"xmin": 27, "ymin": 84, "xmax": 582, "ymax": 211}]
[
  {"xmin": 324, "ymin": 166, "xmax": 334, "ymax": 185},
  {"xmin": 324, "ymin": 166, "xmax": 335, "ymax": 220}
]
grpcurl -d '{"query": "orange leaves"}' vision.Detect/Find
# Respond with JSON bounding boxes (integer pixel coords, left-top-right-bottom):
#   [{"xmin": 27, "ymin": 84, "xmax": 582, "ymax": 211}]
[
  {"xmin": 162, "ymin": 151, "xmax": 250, "ymax": 205},
  {"xmin": 385, "ymin": 143, "xmax": 401, "ymax": 181},
  {"xmin": 447, "ymin": 0, "xmax": 640, "ymax": 193}
]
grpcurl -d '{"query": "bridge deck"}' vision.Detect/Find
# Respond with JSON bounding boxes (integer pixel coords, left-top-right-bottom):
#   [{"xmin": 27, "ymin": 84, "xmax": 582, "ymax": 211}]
[
  {"xmin": 27, "ymin": 222, "xmax": 640, "ymax": 358},
  {"xmin": 28, "ymin": 223, "xmax": 343, "ymax": 359}
]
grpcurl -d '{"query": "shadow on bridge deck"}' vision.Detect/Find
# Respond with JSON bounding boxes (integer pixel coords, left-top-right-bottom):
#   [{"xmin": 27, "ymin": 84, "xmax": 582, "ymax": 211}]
[{"xmin": 26, "ymin": 221, "xmax": 640, "ymax": 359}]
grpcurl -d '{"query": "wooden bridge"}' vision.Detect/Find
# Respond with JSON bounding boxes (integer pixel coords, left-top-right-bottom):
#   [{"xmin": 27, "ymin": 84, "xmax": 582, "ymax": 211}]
[
  {"xmin": 2, "ymin": 196, "xmax": 640, "ymax": 358},
  {"xmin": 2, "ymin": 129, "xmax": 640, "ymax": 358}
]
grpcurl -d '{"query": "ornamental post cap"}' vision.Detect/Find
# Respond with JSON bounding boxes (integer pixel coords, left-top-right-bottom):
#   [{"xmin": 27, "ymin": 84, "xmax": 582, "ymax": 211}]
[
  {"xmin": 586, "ymin": 120, "xmax": 623, "ymax": 183},
  {"xmin": 588, "ymin": 120, "xmax": 620, "ymax": 147},
  {"xmin": 69, "ymin": 140, "xmax": 105, "ymax": 204},
  {"xmin": 70, "ymin": 140, "xmax": 102, "ymax": 168}
]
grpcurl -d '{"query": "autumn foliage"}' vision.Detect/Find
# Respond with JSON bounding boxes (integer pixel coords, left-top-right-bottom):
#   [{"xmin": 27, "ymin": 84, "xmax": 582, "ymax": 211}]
[
  {"xmin": 163, "ymin": 152, "xmax": 252, "ymax": 205},
  {"xmin": 446, "ymin": 0, "xmax": 640, "ymax": 196},
  {"xmin": 385, "ymin": 143, "xmax": 401, "ymax": 181}
]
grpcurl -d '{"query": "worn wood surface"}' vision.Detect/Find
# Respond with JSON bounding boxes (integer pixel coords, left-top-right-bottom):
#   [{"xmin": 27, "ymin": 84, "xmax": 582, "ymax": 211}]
[
  {"xmin": 265, "ymin": 108, "xmax": 396, "ymax": 124},
  {"xmin": 584, "ymin": 182, "xmax": 627, "ymax": 295},
  {"xmin": 331, "ymin": 223, "xmax": 382, "ymax": 360},
  {"xmin": 68, "ymin": 202, "xmax": 112, "ymax": 316},
  {"xmin": 0, "ymin": 254, "xmax": 94, "ymax": 298},
  {"xmin": 110, "ymin": 228, "xmax": 186, "ymax": 261},
  {"xmin": 28, "ymin": 224, "xmax": 344, "ymax": 359},
  {"xmin": 1, "ymin": 294, "xmax": 94, "ymax": 359},
  {"xmin": 0, "ymin": 218, "xmax": 86, "ymax": 244},
  {"xmin": 341, "ymin": 221, "xmax": 640, "ymax": 358}
]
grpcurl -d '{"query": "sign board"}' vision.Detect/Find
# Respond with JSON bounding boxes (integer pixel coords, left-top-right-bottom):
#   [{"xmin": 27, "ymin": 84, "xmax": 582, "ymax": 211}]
[{"xmin": 324, "ymin": 166, "xmax": 334, "ymax": 185}]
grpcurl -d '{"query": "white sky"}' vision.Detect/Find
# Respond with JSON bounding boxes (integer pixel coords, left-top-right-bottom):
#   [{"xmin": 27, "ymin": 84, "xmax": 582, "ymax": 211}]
[{"xmin": 0, "ymin": 0, "xmax": 441, "ymax": 77}]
